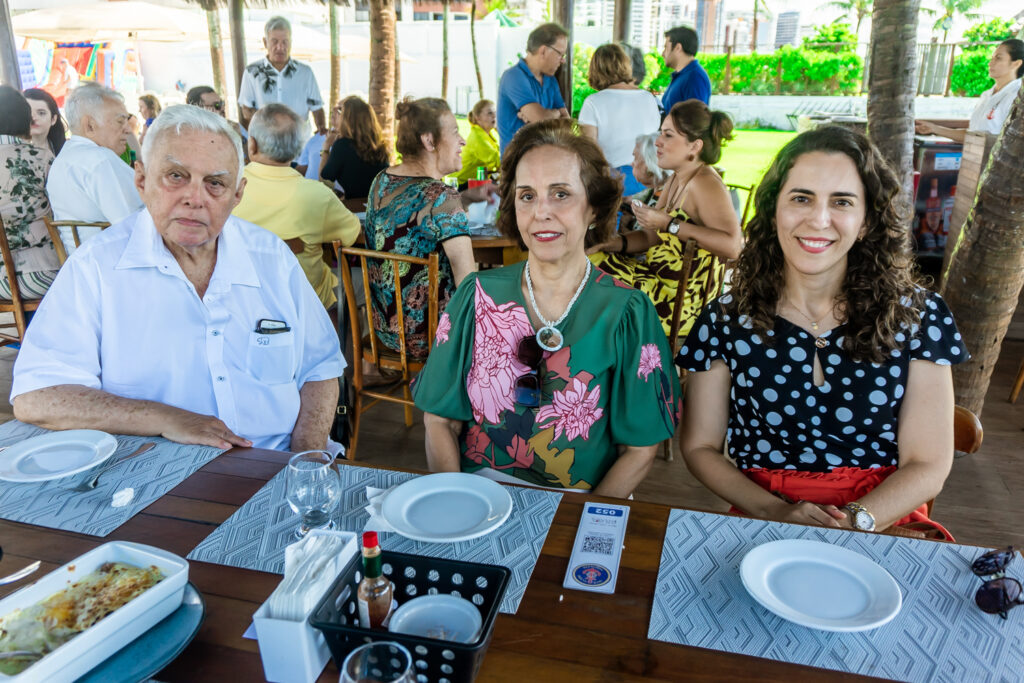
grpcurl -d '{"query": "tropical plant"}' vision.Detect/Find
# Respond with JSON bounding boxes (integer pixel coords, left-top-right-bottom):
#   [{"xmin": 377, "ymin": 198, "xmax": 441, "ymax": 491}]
[
  {"xmin": 962, "ymin": 17, "xmax": 1017, "ymax": 45},
  {"xmin": 571, "ymin": 42, "xmax": 596, "ymax": 117},
  {"xmin": 803, "ymin": 22, "xmax": 860, "ymax": 52},
  {"xmin": 950, "ymin": 18, "xmax": 1018, "ymax": 96},
  {"xmin": 928, "ymin": 0, "xmax": 984, "ymax": 42},
  {"xmin": 818, "ymin": 0, "xmax": 873, "ymax": 38}
]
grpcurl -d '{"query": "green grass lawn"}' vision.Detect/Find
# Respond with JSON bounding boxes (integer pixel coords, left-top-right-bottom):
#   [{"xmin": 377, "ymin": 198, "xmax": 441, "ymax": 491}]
[{"xmin": 718, "ymin": 129, "xmax": 797, "ymax": 191}]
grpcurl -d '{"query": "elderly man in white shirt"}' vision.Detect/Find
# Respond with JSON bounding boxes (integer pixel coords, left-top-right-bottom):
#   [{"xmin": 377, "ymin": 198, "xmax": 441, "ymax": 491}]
[
  {"xmin": 47, "ymin": 83, "xmax": 144, "ymax": 254},
  {"xmin": 12, "ymin": 105, "xmax": 344, "ymax": 453},
  {"xmin": 238, "ymin": 16, "xmax": 326, "ymax": 141}
]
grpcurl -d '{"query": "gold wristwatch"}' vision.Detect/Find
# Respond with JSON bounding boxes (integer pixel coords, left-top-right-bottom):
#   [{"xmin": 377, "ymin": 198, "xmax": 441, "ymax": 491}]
[{"xmin": 842, "ymin": 501, "xmax": 876, "ymax": 531}]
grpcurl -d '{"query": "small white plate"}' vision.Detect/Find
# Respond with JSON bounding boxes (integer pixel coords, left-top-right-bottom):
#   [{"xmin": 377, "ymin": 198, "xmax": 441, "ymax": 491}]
[
  {"xmin": 740, "ymin": 539, "xmax": 902, "ymax": 632},
  {"xmin": 388, "ymin": 594, "xmax": 483, "ymax": 643},
  {"xmin": 0, "ymin": 430, "xmax": 118, "ymax": 483},
  {"xmin": 380, "ymin": 472, "xmax": 513, "ymax": 543}
]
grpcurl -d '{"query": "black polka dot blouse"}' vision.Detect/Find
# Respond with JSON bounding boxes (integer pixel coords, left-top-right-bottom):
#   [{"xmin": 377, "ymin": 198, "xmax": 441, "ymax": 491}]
[{"xmin": 675, "ymin": 290, "xmax": 969, "ymax": 472}]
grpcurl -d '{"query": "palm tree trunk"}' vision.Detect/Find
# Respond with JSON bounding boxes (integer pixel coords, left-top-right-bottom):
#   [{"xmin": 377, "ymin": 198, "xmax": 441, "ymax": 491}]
[
  {"xmin": 940, "ymin": 88, "xmax": 1024, "ymax": 415},
  {"xmin": 206, "ymin": 9, "xmax": 228, "ymax": 106},
  {"xmin": 441, "ymin": 0, "xmax": 450, "ymax": 101},
  {"xmin": 0, "ymin": 0, "xmax": 22, "ymax": 89},
  {"xmin": 369, "ymin": 0, "xmax": 397, "ymax": 151},
  {"xmin": 394, "ymin": 7, "xmax": 401, "ymax": 103},
  {"xmin": 751, "ymin": 0, "xmax": 759, "ymax": 52},
  {"xmin": 866, "ymin": 0, "xmax": 920, "ymax": 222},
  {"xmin": 329, "ymin": 1, "xmax": 341, "ymax": 111},
  {"xmin": 471, "ymin": 0, "xmax": 484, "ymax": 97}
]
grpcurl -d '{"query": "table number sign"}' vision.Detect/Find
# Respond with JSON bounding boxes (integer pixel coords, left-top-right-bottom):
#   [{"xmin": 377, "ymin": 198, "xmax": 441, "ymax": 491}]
[{"xmin": 563, "ymin": 502, "xmax": 630, "ymax": 594}]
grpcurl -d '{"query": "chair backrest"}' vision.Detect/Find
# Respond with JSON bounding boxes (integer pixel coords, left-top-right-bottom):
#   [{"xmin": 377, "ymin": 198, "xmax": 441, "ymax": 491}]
[
  {"xmin": 0, "ymin": 217, "xmax": 24, "ymax": 305},
  {"xmin": 666, "ymin": 239, "xmax": 722, "ymax": 356},
  {"xmin": 726, "ymin": 183, "xmax": 756, "ymax": 228},
  {"xmin": 953, "ymin": 404, "xmax": 983, "ymax": 454},
  {"xmin": 335, "ymin": 243, "xmax": 440, "ymax": 375},
  {"xmin": 43, "ymin": 217, "xmax": 111, "ymax": 265}
]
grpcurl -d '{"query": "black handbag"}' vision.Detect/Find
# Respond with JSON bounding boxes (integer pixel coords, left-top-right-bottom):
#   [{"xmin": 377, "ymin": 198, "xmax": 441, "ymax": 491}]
[{"xmin": 329, "ymin": 260, "xmax": 354, "ymax": 456}]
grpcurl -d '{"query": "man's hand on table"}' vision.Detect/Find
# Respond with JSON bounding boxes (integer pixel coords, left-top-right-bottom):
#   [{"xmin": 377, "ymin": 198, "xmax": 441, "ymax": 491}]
[{"xmin": 159, "ymin": 407, "xmax": 252, "ymax": 450}]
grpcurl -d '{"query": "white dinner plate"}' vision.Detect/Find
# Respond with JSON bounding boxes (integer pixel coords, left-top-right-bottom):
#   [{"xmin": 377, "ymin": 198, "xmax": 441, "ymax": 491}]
[
  {"xmin": 388, "ymin": 594, "xmax": 483, "ymax": 643},
  {"xmin": 380, "ymin": 472, "xmax": 513, "ymax": 542},
  {"xmin": 0, "ymin": 430, "xmax": 118, "ymax": 483},
  {"xmin": 739, "ymin": 539, "xmax": 902, "ymax": 632}
]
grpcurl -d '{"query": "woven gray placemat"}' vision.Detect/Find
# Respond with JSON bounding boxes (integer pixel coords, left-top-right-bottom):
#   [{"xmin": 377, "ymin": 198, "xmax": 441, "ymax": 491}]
[
  {"xmin": 649, "ymin": 508, "xmax": 1024, "ymax": 682},
  {"xmin": 187, "ymin": 462, "xmax": 562, "ymax": 614},
  {"xmin": 0, "ymin": 420, "xmax": 223, "ymax": 537}
]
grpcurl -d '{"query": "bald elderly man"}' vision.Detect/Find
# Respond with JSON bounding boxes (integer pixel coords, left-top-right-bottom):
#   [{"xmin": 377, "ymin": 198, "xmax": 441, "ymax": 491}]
[{"xmin": 12, "ymin": 105, "xmax": 344, "ymax": 453}]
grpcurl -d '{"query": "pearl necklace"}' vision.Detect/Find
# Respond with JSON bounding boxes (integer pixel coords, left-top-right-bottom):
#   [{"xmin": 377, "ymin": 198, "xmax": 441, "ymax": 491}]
[{"xmin": 524, "ymin": 260, "xmax": 591, "ymax": 352}]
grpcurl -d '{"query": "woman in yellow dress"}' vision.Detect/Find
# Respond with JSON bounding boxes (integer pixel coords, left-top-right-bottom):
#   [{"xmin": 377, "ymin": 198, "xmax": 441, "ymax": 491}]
[
  {"xmin": 590, "ymin": 100, "xmax": 743, "ymax": 338},
  {"xmin": 456, "ymin": 99, "xmax": 500, "ymax": 184}
]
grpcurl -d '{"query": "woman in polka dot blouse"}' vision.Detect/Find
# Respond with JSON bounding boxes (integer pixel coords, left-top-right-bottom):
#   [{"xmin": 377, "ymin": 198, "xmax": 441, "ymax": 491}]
[{"xmin": 676, "ymin": 126, "xmax": 967, "ymax": 540}]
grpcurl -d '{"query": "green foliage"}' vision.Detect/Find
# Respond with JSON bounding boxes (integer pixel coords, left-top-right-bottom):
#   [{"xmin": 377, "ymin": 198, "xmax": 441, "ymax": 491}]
[
  {"xmin": 803, "ymin": 22, "xmax": 859, "ymax": 52},
  {"xmin": 571, "ymin": 42, "xmax": 596, "ymax": 117},
  {"xmin": 962, "ymin": 18, "xmax": 1016, "ymax": 45}
]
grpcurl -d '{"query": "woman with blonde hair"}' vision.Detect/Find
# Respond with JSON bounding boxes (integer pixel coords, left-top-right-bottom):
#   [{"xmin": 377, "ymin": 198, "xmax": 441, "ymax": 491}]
[
  {"xmin": 137, "ymin": 93, "xmax": 161, "ymax": 140},
  {"xmin": 320, "ymin": 95, "xmax": 390, "ymax": 200},
  {"xmin": 456, "ymin": 99, "xmax": 499, "ymax": 184},
  {"xmin": 578, "ymin": 43, "xmax": 660, "ymax": 195}
]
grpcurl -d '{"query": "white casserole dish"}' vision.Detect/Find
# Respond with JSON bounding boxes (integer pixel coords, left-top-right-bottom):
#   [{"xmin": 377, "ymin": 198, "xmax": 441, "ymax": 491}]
[{"xmin": 0, "ymin": 541, "xmax": 189, "ymax": 682}]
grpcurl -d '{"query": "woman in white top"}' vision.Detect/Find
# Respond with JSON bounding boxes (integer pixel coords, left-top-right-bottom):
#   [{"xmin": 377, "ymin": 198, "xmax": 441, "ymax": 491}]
[
  {"xmin": 916, "ymin": 39, "xmax": 1023, "ymax": 141},
  {"xmin": 578, "ymin": 44, "xmax": 661, "ymax": 196}
]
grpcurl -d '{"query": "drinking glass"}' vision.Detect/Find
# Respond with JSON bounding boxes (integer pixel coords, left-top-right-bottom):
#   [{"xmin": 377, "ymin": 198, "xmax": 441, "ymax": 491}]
[
  {"xmin": 284, "ymin": 450, "xmax": 341, "ymax": 539},
  {"xmin": 340, "ymin": 641, "xmax": 414, "ymax": 683}
]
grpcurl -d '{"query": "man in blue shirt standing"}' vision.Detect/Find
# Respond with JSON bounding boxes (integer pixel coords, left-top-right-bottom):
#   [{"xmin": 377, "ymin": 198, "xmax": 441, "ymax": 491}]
[
  {"xmin": 497, "ymin": 23, "xmax": 570, "ymax": 154},
  {"xmin": 661, "ymin": 25, "xmax": 711, "ymax": 113}
]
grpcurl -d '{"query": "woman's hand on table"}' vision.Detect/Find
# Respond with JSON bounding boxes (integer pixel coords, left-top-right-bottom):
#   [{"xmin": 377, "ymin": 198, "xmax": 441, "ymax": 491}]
[
  {"xmin": 460, "ymin": 181, "xmax": 498, "ymax": 206},
  {"xmin": 632, "ymin": 203, "xmax": 673, "ymax": 231},
  {"xmin": 764, "ymin": 499, "xmax": 849, "ymax": 528}
]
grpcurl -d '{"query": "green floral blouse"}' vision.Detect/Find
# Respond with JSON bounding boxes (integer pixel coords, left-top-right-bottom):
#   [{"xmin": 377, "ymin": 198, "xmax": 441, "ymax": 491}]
[
  {"xmin": 412, "ymin": 262, "xmax": 681, "ymax": 490},
  {"xmin": 0, "ymin": 137, "xmax": 59, "ymax": 276}
]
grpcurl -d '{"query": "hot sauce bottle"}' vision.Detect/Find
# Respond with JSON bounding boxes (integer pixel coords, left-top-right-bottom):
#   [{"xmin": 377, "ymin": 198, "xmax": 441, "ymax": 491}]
[{"xmin": 357, "ymin": 531, "xmax": 395, "ymax": 629}]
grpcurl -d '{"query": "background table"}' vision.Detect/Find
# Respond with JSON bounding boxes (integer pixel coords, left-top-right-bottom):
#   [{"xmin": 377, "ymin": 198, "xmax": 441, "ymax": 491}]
[{"xmin": 0, "ymin": 448, "xmax": 884, "ymax": 682}]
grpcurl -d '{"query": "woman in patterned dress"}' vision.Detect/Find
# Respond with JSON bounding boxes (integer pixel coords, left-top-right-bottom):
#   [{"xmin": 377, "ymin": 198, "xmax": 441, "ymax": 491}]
[
  {"xmin": 677, "ymin": 126, "xmax": 965, "ymax": 539},
  {"xmin": 591, "ymin": 100, "xmax": 743, "ymax": 339},
  {"xmin": 363, "ymin": 97, "xmax": 495, "ymax": 359},
  {"xmin": 412, "ymin": 120, "xmax": 680, "ymax": 497},
  {"xmin": 0, "ymin": 86, "xmax": 61, "ymax": 301}
]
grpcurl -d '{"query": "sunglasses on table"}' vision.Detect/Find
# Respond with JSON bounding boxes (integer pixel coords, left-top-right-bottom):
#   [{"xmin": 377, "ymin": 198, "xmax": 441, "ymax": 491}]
[
  {"xmin": 513, "ymin": 336, "xmax": 544, "ymax": 408},
  {"xmin": 972, "ymin": 546, "xmax": 1024, "ymax": 619}
]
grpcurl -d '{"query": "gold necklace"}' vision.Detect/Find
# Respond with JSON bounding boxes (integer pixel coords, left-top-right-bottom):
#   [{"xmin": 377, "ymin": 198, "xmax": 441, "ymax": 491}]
[{"xmin": 784, "ymin": 298, "xmax": 835, "ymax": 348}]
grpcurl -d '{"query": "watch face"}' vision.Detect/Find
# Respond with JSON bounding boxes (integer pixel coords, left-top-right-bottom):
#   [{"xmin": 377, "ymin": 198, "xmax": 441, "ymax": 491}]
[
  {"xmin": 668, "ymin": 221, "xmax": 679, "ymax": 234},
  {"xmin": 854, "ymin": 511, "xmax": 874, "ymax": 531}
]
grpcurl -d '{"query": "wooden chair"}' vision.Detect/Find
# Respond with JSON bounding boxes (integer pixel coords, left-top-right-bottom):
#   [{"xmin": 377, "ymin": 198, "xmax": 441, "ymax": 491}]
[
  {"xmin": 43, "ymin": 217, "xmax": 110, "ymax": 265},
  {"xmin": 335, "ymin": 243, "xmax": 439, "ymax": 460},
  {"xmin": 0, "ymin": 217, "xmax": 44, "ymax": 346},
  {"xmin": 1008, "ymin": 359, "xmax": 1024, "ymax": 403},
  {"xmin": 924, "ymin": 404, "xmax": 983, "ymax": 519},
  {"xmin": 726, "ymin": 182, "xmax": 756, "ymax": 229}
]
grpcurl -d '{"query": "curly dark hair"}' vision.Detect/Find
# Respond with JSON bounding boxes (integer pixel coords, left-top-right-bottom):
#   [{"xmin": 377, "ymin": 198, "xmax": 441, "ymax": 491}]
[
  {"xmin": 726, "ymin": 125, "xmax": 923, "ymax": 363},
  {"xmin": 496, "ymin": 119, "xmax": 622, "ymax": 250}
]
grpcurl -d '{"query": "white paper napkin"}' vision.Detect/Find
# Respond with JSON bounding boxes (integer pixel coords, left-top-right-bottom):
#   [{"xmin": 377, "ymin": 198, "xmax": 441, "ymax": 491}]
[
  {"xmin": 265, "ymin": 532, "xmax": 354, "ymax": 621},
  {"xmin": 364, "ymin": 485, "xmax": 397, "ymax": 532}
]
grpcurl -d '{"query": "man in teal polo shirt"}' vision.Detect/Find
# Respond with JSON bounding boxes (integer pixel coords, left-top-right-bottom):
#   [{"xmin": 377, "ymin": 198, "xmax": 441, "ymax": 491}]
[{"xmin": 497, "ymin": 22, "xmax": 570, "ymax": 154}]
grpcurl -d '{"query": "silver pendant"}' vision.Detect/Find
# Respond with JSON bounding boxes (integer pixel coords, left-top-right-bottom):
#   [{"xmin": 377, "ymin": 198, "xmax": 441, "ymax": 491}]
[{"xmin": 536, "ymin": 326, "xmax": 564, "ymax": 352}]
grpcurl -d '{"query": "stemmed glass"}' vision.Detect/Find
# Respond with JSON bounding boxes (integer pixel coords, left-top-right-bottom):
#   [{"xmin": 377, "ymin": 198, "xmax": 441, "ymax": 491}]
[
  {"xmin": 340, "ymin": 641, "xmax": 414, "ymax": 683},
  {"xmin": 284, "ymin": 450, "xmax": 342, "ymax": 539}
]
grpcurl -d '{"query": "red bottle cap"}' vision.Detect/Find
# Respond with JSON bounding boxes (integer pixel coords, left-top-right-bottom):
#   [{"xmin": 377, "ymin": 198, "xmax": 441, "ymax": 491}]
[{"xmin": 363, "ymin": 531, "xmax": 379, "ymax": 547}]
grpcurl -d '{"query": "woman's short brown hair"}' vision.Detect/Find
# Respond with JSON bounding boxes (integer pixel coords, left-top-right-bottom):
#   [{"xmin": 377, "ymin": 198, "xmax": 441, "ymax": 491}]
[
  {"xmin": 496, "ymin": 119, "xmax": 622, "ymax": 250},
  {"xmin": 394, "ymin": 97, "xmax": 450, "ymax": 158},
  {"xmin": 588, "ymin": 44, "xmax": 633, "ymax": 90}
]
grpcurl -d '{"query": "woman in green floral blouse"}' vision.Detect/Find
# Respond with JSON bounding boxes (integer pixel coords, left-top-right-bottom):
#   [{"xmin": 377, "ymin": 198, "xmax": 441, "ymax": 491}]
[
  {"xmin": 413, "ymin": 120, "xmax": 681, "ymax": 498},
  {"xmin": 0, "ymin": 86, "xmax": 60, "ymax": 300}
]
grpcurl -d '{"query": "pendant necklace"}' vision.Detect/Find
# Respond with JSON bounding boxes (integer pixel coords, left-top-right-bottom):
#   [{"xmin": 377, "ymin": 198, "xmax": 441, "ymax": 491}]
[
  {"xmin": 525, "ymin": 260, "xmax": 591, "ymax": 352},
  {"xmin": 786, "ymin": 298, "xmax": 832, "ymax": 349}
]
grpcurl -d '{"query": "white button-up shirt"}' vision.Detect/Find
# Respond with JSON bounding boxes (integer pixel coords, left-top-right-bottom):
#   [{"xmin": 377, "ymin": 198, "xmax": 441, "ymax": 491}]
[
  {"xmin": 46, "ymin": 136, "xmax": 143, "ymax": 254},
  {"xmin": 969, "ymin": 78, "xmax": 1022, "ymax": 135},
  {"xmin": 238, "ymin": 57, "xmax": 323, "ymax": 137},
  {"xmin": 11, "ymin": 209, "xmax": 345, "ymax": 451}
]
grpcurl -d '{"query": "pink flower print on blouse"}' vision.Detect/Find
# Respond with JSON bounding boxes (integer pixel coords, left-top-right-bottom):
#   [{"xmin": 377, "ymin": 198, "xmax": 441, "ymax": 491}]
[
  {"xmin": 466, "ymin": 279, "xmax": 534, "ymax": 424},
  {"xmin": 637, "ymin": 343, "xmax": 662, "ymax": 381},
  {"xmin": 435, "ymin": 312, "xmax": 452, "ymax": 346},
  {"xmin": 536, "ymin": 377, "xmax": 604, "ymax": 442}
]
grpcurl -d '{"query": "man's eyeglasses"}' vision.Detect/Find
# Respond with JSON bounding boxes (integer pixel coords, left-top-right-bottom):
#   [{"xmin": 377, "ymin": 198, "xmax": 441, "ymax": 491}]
[
  {"xmin": 972, "ymin": 546, "xmax": 1024, "ymax": 619},
  {"xmin": 514, "ymin": 336, "xmax": 544, "ymax": 408},
  {"xmin": 546, "ymin": 44, "xmax": 566, "ymax": 63},
  {"xmin": 202, "ymin": 101, "xmax": 225, "ymax": 112}
]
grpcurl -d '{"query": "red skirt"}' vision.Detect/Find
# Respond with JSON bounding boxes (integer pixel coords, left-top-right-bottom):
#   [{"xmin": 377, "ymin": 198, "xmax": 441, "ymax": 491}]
[{"xmin": 732, "ymin": 466, "xmax": 954, "ymax": 541}]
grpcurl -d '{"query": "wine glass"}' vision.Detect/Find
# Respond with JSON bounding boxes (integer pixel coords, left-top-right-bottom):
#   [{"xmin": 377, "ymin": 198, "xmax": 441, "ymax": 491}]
[
  {"xmin": 340, "ymin": 641, "xmax": 413, "ymax": 683},
  {"xmin": 284, "ymin": 450, "xmax": 341, "ymax": 539}
]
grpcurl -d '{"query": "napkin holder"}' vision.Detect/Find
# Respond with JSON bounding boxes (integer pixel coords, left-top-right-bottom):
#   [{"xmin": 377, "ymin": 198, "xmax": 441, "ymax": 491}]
[{"xmin": 253, "ymin": 530, "xmax": 357, "ymax": 683}]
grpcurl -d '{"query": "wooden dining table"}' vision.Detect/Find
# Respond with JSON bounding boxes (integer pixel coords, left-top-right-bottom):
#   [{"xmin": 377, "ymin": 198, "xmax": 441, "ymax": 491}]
[{"xmin": 0, "ymin": 448, "xmax": 880, "ymax": 682}]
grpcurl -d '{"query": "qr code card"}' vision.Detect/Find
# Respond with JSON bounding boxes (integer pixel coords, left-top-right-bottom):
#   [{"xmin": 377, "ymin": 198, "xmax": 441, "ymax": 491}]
[{"xmin": 563, "ymin": 502, "xmax": 630, "ymax": 594}]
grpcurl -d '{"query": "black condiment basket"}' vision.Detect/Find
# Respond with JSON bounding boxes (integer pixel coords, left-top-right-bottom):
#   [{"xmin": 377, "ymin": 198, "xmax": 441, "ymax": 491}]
[{"xmin": 309, "ymin": 550, "xmax": 511, "ymax": 683}]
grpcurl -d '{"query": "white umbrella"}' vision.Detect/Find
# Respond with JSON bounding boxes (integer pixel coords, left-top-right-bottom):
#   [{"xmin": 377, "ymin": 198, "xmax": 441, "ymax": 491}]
[{"xmin": 13, "ymin": 1, "xmax": 209, "ymax": 42}]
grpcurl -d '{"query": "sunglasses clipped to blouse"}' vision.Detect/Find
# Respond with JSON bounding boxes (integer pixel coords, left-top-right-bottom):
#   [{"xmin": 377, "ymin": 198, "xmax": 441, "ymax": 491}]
[
  {"xmin": 514, "ymin": 336, "xmax": 544, "ymax": 408},
  {"xmin": 972, "ymin": 546, "xmax": 1024, "ymax": 619}
]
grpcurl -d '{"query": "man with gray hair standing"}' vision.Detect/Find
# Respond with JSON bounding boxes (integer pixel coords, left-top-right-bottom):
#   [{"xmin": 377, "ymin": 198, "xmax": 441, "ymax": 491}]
[
  {"xmin": 13, "ymin": 105, "xmax": 345, "ymax": 454},
  {"xmin": 47, "ymin": 83, "xmax": 143, "ymax": 250},
  {"xmin": 234, "ymin": 103, "xmax": 360, "ymax": 310},
  {"xmin": 238, "ymin": 15, "xmax": 326, "ymax": 140}
]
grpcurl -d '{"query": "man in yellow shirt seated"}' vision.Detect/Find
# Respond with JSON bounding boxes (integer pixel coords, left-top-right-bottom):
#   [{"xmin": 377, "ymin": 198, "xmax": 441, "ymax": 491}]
[{"xmin": 234, "ymin": 103, "xmax": 360, "ymax": 309}]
